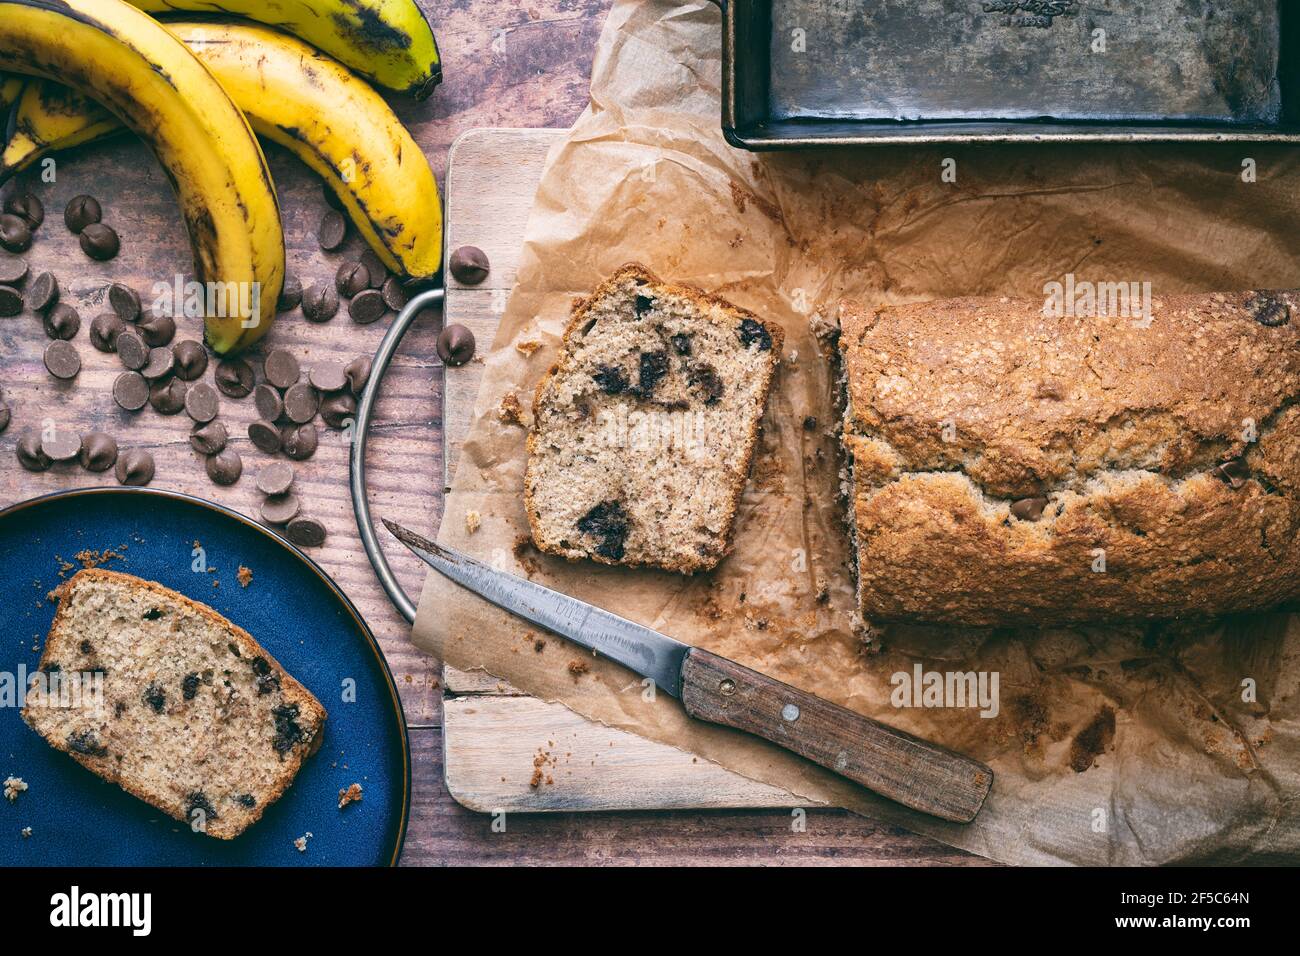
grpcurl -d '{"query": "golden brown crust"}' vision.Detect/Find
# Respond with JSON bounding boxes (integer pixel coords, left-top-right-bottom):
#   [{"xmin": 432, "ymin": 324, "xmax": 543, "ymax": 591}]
[
  {"xmin": 524, "ymin": 263, "xmax": 783, "ymax": 573},
  {"xmin": 840, "ymin": 289, "xmax": 1300, "ymax": 626}
]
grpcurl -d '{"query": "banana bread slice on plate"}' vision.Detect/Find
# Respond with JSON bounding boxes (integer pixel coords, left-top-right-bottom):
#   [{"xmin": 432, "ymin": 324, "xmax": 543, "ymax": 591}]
[
  {"xmin": 22, "ymin": 568, "xmax": 327, "ymax": 839},
  {"xmin": 525, "ymin": 264, "xmax": 783, "ymax": 573}
]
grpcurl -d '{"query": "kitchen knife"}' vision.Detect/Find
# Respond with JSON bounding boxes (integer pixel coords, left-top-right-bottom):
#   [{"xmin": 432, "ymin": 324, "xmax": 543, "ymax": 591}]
[{"xmin": 385, "ymin": 519, "xmax": 993, "ymax": 823}]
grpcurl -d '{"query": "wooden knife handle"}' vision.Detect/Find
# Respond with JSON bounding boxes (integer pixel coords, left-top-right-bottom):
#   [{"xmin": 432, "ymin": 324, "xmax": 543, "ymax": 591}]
[{"xmin": 679, "ymin": 649, "xmax": 993, "ymax": 823}]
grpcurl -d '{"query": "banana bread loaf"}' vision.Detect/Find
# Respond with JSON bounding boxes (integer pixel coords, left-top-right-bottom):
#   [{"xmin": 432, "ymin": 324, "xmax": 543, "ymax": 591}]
[
  {"xmin": 525, "ymin": 264, "xmax": 783, "ymax": 573},
  {"xmin": 839, "ymin": 289, "xmax": 1300, "ymax": 626},
  {"xmin": 22, "ymin": 569, "xmax": 326, "ymax": 839}
]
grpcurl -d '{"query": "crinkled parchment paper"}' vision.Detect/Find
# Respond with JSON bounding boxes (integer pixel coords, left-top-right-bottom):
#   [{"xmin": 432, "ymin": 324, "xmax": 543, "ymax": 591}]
[{"xmin": 413, "ymin": 0, "xmax": 1300, "ymax": 864}]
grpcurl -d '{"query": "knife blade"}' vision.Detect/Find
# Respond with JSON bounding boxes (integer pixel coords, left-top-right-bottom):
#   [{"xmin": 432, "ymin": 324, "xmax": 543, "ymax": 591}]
[{"xmin": 385, "ymin": 519, "xmax": 993, "ymax": 823}]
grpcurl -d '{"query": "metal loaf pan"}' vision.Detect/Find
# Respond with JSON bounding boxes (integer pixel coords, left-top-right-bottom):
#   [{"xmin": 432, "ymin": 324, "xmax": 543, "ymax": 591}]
[{"xmin": 721, "ymin": 0, "xmax": 1300, "ymax": 149}]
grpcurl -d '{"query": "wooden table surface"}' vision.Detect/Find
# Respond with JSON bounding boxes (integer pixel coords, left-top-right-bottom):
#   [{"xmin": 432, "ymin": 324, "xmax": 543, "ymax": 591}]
[{"xmin": 0, "ymin": 0, "xmax": 982, "ymax": 866}]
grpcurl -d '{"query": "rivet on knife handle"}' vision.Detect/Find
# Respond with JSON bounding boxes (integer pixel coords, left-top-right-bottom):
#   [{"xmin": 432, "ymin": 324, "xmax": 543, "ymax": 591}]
[{"xmin": 679, "ymin": 649, "xmax": 993, "ymax": 823}]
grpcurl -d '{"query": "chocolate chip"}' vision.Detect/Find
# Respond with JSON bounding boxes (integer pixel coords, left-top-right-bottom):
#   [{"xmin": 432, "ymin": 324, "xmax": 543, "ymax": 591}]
[
  {"xmin": 360, "ymin": 250, "xmax": 388, "ymax": 289},
  {"xmin": 115, "ymin": 328, "xmax": 149, "ymax": 370},
  {"xmin": 172, "ymin": 340, "xmax": 207, "ymax": 380},
  {"xmin": 248, "ymin": 419, "xmax": 282, "ymax": 454},
  {"xmin": 78, "ymin": 433, "xmax": 118, "ymax": 472},
  {"xmin": 318, "ymin": 209, "xmax": 347, "ymax": 251},
  {"xmin": 803, "ymin": 416, "xmax": 818, "ymax": 431},
  {"xmin": 189, "ymin": 420, "xmax": 228, "ymax": 455},
  {"xmin": 688, "ymin": 362, "xmax": 724, "ymax": 403},
  {"xmin": 593, "ymin": 365, "xmax": 627, "ymax": 394},
  {"xmin": 260, "ymin": 493, "xmax": 301, "ymax": 526},
  {"xmin": 79, "ymin": 223, "xmax": 120, "ymax": 261},
  {"xmin": 345, "ymin": 355, "xmax": 372, "ymax": 397},
  {"xmin": 90, "ymin": 313, "xmax": 125, "ymax": 352},
  {"xmin": 0, "ymin": 214, "xmax": 32, "ymax": 253},
  {"xmin": 381, "ymin": 275, "xmax": 408, "ymax": 311},
  {"xmin": 115, "ymin": 448, "xmax": 155, "ymax": 486},
  {"xmin": 276, "ymin": 273, "xmax": 302, "ymax": 312},
  {"xmin": 286, "ymin": 516, "xmax": 327, "ymax": 548},
  {"xmin": 449, "ymin": 246, "xmax": 489, "ymax": 285},
  {"xmin": 283, "ymin": 382, "xmax": 319, "ymax": 424},
  {"xmin": 323, "ymin": 185, "xmax": 345, "ymax": 212},
  {"xmin": 64, "ymin": 195, "xmax": 102, "ymax": 233},
  {"xmin": 41, "ymin": 428, "xmax": 82, "ymax": 462},
  {"xmin": 335, "ymin": 260, "xmax": 370, "ymax": 298},
  {"xmin": 671, "ymin": 332, "xmax": 692, "ymax": 355},
  {"xmin": 43, "ymin": 340, "xmax": 80, "ymax": 379},
  {"xmin": 737, "ymin": 317, "xmax": 772, "ymax": 351},
  {"xmin": 256, "ymin": 462, "xmax": 295, "ymax": 496},
  {"xmin": 113, "ymin": 371, "xmax": 149, "ymax": 412},
  {"xmin": 16, "ymin": 433, "xmax": 51, "ymax": 472},
  {"xmin": 301, "ymin": 283, "xmax": 339, "ymax": 323},
  {"xmin": 0, "ymin": 257, "xmax": 27, "ymax": 287},
  {"xmin": 308, "ymin": 362, "xmax": 347, "ymax": 393},
  {"xmin": 1214, "ymin": 458, "xmax": 1250, "ymax": 489},
  {"xmin": 205, "ymin": 448, "xmax": 242, "ymax": 486},
  {"xmin": 281, "ymin": 422, "xmax": 318, "ymax": 460},
  {"xmin": 348, "ymin": 288, "xmax": 386, "ymax": 324},
  {"xmin": 263, "ymin": 348, "xmax": 299, "ymax": 389},
  {"xmin": 26, "ymin": 272, "xmax": 57, "ymax": 313},
  {"xmin": 0, "ymin": 285, "xmax": 21, "ymax": 317},
  {"xmin": 137, "ymin": 310, "xmax": 175, "ymax": 347},
  {"xmin": 148, "ymin": 378, "xmax": 187, "ymax": 415},
  {"xmin": 437, "ymin": 324, "xmax": 475, "ymax": 366},
  {"xmin": 108, "ymin": 283, "xmax": 141, "ymax": 322},
  {"xmin": 634, "ymin": 294, "xmax": 654, "ymax": 316},
  {"xmin": 1246, "ymin": 291, "xmax": 1290, "ymax": 327},
  {"xmin": 185, "ymin": 382, "xmax": 220, "ymax": 423},
  {"xmin": 637, "ymin": 350, "xmax": 670, "ymax": 396},
  {"xmin": 3, "ymin": 193, "xmax": 44, "ymax": 230},
  {"xmin": 319, "ymin": 391, "xmax": 356, "ymax": 429},
  {"xmin": 214, "ymin": 358, "xmax": 254, "ymax": 398},
  {"xmin": 1009, "ymin": 496, "xmax": 1048, "ymax": 521},
  {"xmin": 253, "ymin": 384, "xmax": 284, "ymax": 422},
  {"xmin": 42, "ymin": 303, "xmax": 79, "ymax": 341},
  {"xmin": 141, "ymin": 347, "xmax": 175, "ymax": 380},
  {"xmin": 577, "ymin": 500, "xmax": 629, "ymax": 561}
]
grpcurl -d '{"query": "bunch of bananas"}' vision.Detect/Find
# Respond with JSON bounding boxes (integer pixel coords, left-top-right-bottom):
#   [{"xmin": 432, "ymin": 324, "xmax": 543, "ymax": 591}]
[{"xmin": 0, "ymin": 0, "xmax": 444, "ymax": 354}]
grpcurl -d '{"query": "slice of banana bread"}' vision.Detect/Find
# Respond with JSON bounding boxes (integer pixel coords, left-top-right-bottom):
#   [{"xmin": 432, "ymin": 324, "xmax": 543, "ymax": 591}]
[
  {"xmin": 22, "ymin": 569, "xmax": 326, "ymax": 839},
  {"xmin": 525, "ymin": 264, "xmax": 783, "ymax": 573}
]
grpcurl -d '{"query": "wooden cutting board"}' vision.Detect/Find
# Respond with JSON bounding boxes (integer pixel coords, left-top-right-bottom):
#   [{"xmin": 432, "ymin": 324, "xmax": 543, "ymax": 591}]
[{"xmin": 439, "ymin": 128, "xmax": 796, "ymax": 811}]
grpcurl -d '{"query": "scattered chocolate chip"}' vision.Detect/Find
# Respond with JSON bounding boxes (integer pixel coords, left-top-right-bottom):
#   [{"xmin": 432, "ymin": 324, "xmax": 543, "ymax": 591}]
[
  {"xmin": 737, "ymin": 317, "xmax": 772, "ymax": 351},
  {"xmin": 137, "ymin": 310, "xmax": 176, "ymax": 347},
  {"xmin": 43, "ymin": 340, "xmax": 80, "ymax": 379},
  {"xmin": 263, "ymin": 348, "xmax": 299, "ymax": 389},
  {"xmin": 320, "ymin": 391, "xmax": 357, "ymax": 429},
  {"xmin": 286, "ymin": 516, "xmax": 326, "ymax": 548},
  {"xmin": 256, "ymin": 462, "xmax": 295, "ymax": 496},
  {"xmin": 79, "ymin": 223, "xmax": 120, "ymax": 261},
  {"xmin": 184, "ymin": 382, "xmax": 220, "ymax": 423},
  {"xmin": 1214, "ymin": 458, "xmax": 1250, "ymax": 489},
  {"xmin": 0, "ymin": 257, "xmax": 27, "ymax": 287},
  {"xmin": 803, "ymin": 416, "xmax": 818, "ymax": 431},
  {"xmin": 276, "ymin": 273, "xmax": 302, "ymax": 312},
  {"xmin": 189, "ymin": 420, "xmax": 228, "ymax": 455},
  {"xmin": 115, "ymin": 448, "xmax": 154, "ymax": 486},
  {"xmin": 360, "ymin": 250, "xmax": 388, "ymax": 288},
  {"xmin": 1010, "ymin": 496, "xmax": 1048, "ymax": 521},
  {"xmin": 335, "ymin": 260, "xmax": 370, "ymax": 298},
  {"xmin": 318, "ymin": 209, "xmax": 347, "ymax": 251},
  {"xmin": 108, "ymin": 283, "xmax": 141, "ymax": 322},
  {"xmin": 323, "ymin": 185, "xmax": 345, "ymax": 212},
  {"xmin": 260, "ymin": 493, "xmax": 301, "ymax": 526},
  {"xmin": 30, "ymin": 295, "xmax": 67, "ymax": 336},
  {"xmin": 3, "ymin": 193, "xmax": 44, "ymax": 230},
  {"xmin": 113, "ymin": 372, "xmax": 150, "ymax": 412},
  {"xmin": 64, "ymin": 195, "xmax": 102, "ymax": 233},
  {"xmin": 205, "ymin": 448, "xmax": 242, "ymax": 486},
  {"xmin": 348, "ymin": 288, "xmax": 386, "ymax": 324},
  {"xmin": 90, "ymin": 313, "xmax": 125, "ymax": 352},
  {"xmin": 345, "ymin": 355, "xmax": 372, "ymax": 397},
  {"xmin": 281, "ymin": 422, "xmax": 318, "ymax": 460},
  {"xmin": 437, "ymin": 324, "xmax": 475, "ymax": 366},
  {"xmin": 41, "ymin": 429, "xmax": 82, "ymax": 462},
  {"xmin": 1246, "ymin": 291, "xmax": 1290, "ymax": 327},
  {"xmin": 282, "ymin": 382, "xmax": 319, "ymax": 424},
  {"xmin": 301, "ymin": 283, "xmax": 339, "ymax": 322},
  {"xmin": 140, "ymin": 347, "xmax": 175, "ymax": 380},
  {"xmin": 449, "ymin": 245, "xmax": 489, "ymax": 285},
  {"xmin": 78, "ymin": 433, "xmax": 118, "ymax": 472},
  {"xmin": 0, "ymin": 285, "xmax": 21, "ymax": 317},
  {"xmin": 254, "ymin": 384, "xmax": 284, "ymax": 422},
  {"xmin": 148, "ymin": 378, "xmax": 187, "ymax": 415},
  {"xmin": 115, "ymin": 328, "xmax": 149, "ymax": 370},
  {"xmin": 17, "ymin": 433, "xmax": 52, "ymax": 471},
  {"xmin": 247, "ymin": 419, "xmax": 282, "ymax": 454},
  {"xmin": 0, "ymin": 214, "xmax": 32, "ymax": 253},
  {"xmin": 26, "ymin": 272, "xmax": 57, "ymax": 312},
  {"xmin": 172, "ymin": 340, "xmax": 207, "ymax": 380},
  {"xmin": 214, "ymin": 358, "xmax": 254, "ymax": 398},
  {"xmin": 308, "ymin": 361, "xmax": 347, "ymax": 393},
  {"xmin": 577, "ymin": 500, "xmax": 629, "ymax": 561},
  {"xmin": 381, "ymin": 275, "xmax": 408, "ymax": 311}
]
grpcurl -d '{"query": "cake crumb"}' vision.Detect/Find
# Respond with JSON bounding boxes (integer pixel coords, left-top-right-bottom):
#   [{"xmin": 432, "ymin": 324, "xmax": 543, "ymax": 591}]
[
  {"xmin": 4, "ymin": 777, "xmax": 28, "ymax": 802},
  {"xmin": 20, "ymin": 827, "xmax": 31, "ymax": 839},
  {"xmin": 465, "ymin": 510, "xmax": 482, "ymax": 534},
  {"xmin": 515, "ymin": 339, "xmax": 543, "ymax": 357},
  {"xmin": 294, "ymin": 831, "xmax": 313, "ymax": 852},
  {"xmin": 338, "ymin": 783, "xmax": 363, "ymax": 809},
  {"xmin": 237, "ymin": 566, "xmax": 253, "ymax": 588},
  {"xmin": 566, "ymin": 659, "xmax": 590, "ymax": 679},
  {"xmin": 74, "ymin": 547, "xmax": 126, "ymax": 570},
  {"xmin": 533, "ymin": 638, "xmax": 547, "ymax": 653},
  {"xmin": 499, "ymin": 391, "xmax": 526, "ymax": 427}
]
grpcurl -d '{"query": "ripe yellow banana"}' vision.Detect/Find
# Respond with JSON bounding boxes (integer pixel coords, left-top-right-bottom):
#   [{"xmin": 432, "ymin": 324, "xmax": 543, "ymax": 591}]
[
  {"xmin": 3, "ymin": 21, "xmax": 442, "ymax": 280},
  {"xmin": 0, "ymin": 0, "xmax": 285, "ymax": 355},
  {"xmin": 128, "ymin": 0, "xmax": 442, "ymax": 98},
  {"xmin": 1, "ymin": 74, "xmax": 23, "ymax": 113}
]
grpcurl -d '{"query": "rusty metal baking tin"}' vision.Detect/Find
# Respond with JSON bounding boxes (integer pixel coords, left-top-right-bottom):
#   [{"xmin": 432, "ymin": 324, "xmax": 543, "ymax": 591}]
[{"xmin": 722, "ymin": 0, "xmax": 1300, "ymax": 150}]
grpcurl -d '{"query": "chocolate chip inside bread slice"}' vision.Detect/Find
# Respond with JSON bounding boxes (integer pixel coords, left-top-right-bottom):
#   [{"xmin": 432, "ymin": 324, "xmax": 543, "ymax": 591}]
[
  {"xmin": 22, "ymin": 569, "xmax": 326, "ymax": 839},
  {"xmin": 525, "ymin": 264, "xmax": 783, "ymax": 573}
]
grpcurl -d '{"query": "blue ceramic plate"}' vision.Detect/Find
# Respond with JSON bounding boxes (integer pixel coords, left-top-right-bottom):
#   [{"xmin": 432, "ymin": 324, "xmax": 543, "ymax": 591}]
[{"xmin": 0, "ymin": 487, "xmax": 408, "ymax": 866}]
